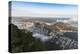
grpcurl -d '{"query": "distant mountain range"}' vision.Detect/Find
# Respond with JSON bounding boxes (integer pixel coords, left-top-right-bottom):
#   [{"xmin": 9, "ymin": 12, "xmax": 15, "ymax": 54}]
[
  {"xmin": 34, "ymin": 21, "xmax": 77, "ymax": 32},
  {"xmin": 12, "ymin": 17, "xmax": 78, "ymax": 32}
]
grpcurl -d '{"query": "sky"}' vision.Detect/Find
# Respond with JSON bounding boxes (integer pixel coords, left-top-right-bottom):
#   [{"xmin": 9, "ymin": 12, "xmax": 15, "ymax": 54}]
[{"xmin": 11, "ymin": 1, "xmax": 78, "ymax": 18}]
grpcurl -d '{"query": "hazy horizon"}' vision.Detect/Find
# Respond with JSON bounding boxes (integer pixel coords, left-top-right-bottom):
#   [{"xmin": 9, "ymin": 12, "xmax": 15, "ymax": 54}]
[{"xmin": 11, "ymin": 1, "xmax": 78, "ymax": 19}]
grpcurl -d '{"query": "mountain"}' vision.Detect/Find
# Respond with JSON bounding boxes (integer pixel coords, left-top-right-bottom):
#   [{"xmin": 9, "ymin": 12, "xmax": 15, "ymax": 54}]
[{"xmin": 46, "ymin": 22, "xmax": 77, "ymax": 32}]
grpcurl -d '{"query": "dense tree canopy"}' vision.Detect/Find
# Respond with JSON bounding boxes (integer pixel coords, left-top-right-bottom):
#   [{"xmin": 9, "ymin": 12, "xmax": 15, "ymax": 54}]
[{"xmin": 10, "ymin": 24, "xmax": 46, "ymax": 53}]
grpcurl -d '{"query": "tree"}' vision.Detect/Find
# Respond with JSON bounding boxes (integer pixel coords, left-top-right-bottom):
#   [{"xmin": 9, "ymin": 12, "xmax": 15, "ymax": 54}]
[{"xmin": 10, "ymin": 24, "xmax": 46, "ymax": 53}]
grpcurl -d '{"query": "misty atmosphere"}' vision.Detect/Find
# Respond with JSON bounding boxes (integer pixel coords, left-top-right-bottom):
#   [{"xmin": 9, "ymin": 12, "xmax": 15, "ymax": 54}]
[
  {"xmin": 10, "ymin": 16, "xmax": 78, "ymax": 53},
  {"xmin": 9, "ymin": 1, "xmax": 78, "ymax": 53}
]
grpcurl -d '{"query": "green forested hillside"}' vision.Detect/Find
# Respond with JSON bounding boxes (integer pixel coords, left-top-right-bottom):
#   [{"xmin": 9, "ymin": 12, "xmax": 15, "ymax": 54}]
[
  {"xmin": 10, "ymin": 24, "xmax": 46, "ymax": 53},
  {"xmin": 9, "ymin": 24, "xmax": 62, "ymax": 53}
]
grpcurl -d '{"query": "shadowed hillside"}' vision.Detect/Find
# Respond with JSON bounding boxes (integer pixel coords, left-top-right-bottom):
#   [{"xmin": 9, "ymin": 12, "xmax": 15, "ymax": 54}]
[
  {"xmin": 9, "ymin": 23, "xmax": 62, "ymax": 53},
  {"xmin": 10, "ymin": 24, "xmax": 46, "ymax": 53}
]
